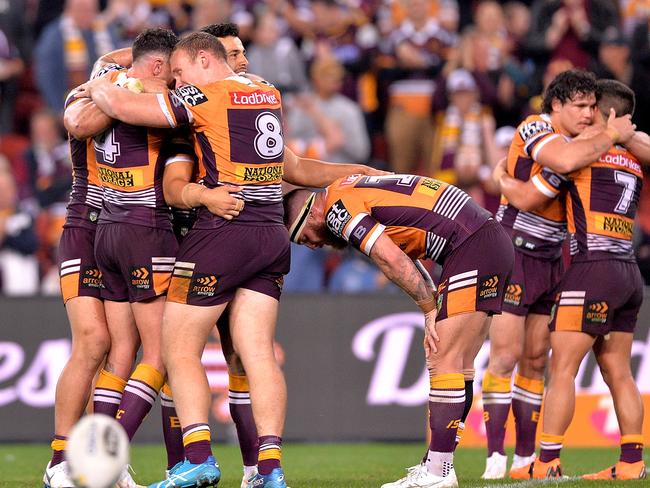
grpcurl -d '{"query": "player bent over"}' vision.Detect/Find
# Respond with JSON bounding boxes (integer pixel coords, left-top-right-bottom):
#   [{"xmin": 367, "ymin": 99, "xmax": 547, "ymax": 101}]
[
  {"xmin": 497, "ymin": 79, "xmax": 647, "ymax": 480},
  {"xmin": 284, "ymin": 174, "xmax": 515, "ymax": 488}
]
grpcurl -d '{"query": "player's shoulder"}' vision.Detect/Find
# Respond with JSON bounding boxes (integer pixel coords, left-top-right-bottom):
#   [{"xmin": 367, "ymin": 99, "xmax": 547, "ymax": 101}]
[
  {"xmin": 516, "ymin": 113, "xmax": 556, "ymax": 141},
  {"xmin": 172, "ymin": 84, "xmax": 210, "ymax": 108},
  {"xmin": 92, "ymin": 63, "xmax": 126, "ymax": 80}
]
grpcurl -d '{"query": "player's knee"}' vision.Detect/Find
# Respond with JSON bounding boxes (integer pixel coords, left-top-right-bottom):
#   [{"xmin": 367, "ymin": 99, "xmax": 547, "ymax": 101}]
[
  {"xmin": 491, "ymin": 350, "xmax": 521, "ymax": 375},
  {"xmin": 599, "ymin": 363, "xmax": 632, "ymax": 387},
  {"xmin": 72, "ymin": 326, "xmax": 110, "ymax": 366}
]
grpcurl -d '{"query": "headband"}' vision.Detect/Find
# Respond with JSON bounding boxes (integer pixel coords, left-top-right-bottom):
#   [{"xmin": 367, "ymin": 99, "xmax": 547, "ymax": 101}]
[{"xmin": 288, "ymin": 192, "xmax": 316, "ymax": 243}]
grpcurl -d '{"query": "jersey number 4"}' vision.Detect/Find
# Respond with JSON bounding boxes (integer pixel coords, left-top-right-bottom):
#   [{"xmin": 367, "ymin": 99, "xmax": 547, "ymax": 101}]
[{"xmin": 94, "ymin": 129, "xmax": 121, "ymax": 165}]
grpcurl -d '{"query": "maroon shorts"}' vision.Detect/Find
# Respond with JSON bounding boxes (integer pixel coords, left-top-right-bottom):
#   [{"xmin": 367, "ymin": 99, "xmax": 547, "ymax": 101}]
[
  {"xmin": 436, "ymin": 219, "xmax": 515, "ymax": 322},
  {"xmin": 167, "ymin": 224, "xmax": 290, "ymax": 306},
  {"xmin": 501, "ymin": 251, "xmax": 564, "ymax": 316},
  {"xmin": 549, "ymin": 259, "xmax": 643, "ymax": 335},
  {"xmin": 58, "ymin": 226, "xmax": 103, "ymax": 304},
  {"xmin": 95, "ymin": 223, "xmax": 178, "ymax": 302}
]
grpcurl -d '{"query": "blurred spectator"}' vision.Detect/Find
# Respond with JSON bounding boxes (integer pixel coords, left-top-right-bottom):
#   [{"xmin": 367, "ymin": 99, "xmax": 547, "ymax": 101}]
[
  {"xmin": 247, "ymin": 10, "xmax": 309, "ymax": 93},
  {"xmin": 283, "ymin": 243, "xmax": 327, "ymax": 292},
  {"xmin": 0, "ymin": 27, "xmax": 25, "ymax": 133},
  {"xmin": 25, "ymin": 109, "xmax": 71, "ymax": 210},
  {"xmin": 0, "ymin": 159, "xmax": 39, "ymax": 296},
  {"xmin": 102, "ymin": 0, "xmax": 155, "ymax": 42},
  {"xmin": 286, "ymin": 56, "xmax": 370, "ymax": 163},
  {"xmin": 380, "ymin": 0, "xmax": 457, "ymax": 174},
  {"xmin": 622, "ymin": 0, "xmax": 650, "ymax": 38},
  {"xmin": 431, "ymin": 68, "xmax": 497, "ymax": 193},
  {"xmin": 526, "ymin": 0, "xmax": 619, "ymax": 69},
  {"xmin": 34, "ymin": 0, "xmax": 118, "ymax": 112},
  {"xmin": 524, "ymin": 57, "xmax": 574, "ymax": 115},
  {"xmin": 189, "ymin": 0, "xmax": 252, "ymax": 38},
  {"xmin": 328, "ymin": 249, "xmax": 398, "ymax": 293}
]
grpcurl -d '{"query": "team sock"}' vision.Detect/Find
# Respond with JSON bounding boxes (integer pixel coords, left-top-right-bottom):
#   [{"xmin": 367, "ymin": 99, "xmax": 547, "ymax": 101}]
[
  {"xmin": 93, "ymin": 369, "xmax": 127, "ymax": 417},
  {"xmin": 50, "ymin": 435, "xmax": 67, "ymax": 467},
  {"xmin": 183, "ymin": 423, "xmax": 213, "ymax": 464},
  {"xmin": 620, "ymin": 435, "xmax": 644, "ymax": 464},
  {"xmin": 481, "ymin": 371, "xmax": 511, "ymax": 456},
  {"xmin": 160, "ymin": 383, "xmax": 184, "ymax": 469},
  {"xmin": 512, "ymin": 373, "xmax": 544, "ymax": 458},
  {"xmin": 229, "ymin": 373, "xmax": 259, "ymax": 467},
  {"xmin": 425, "ymin": 373, "xmax": 465, "ymax": 477},
  {"xmin": 455, "ymin": 369, "xmax": 475, "ymax": 447},
  {"xmin": 539, "ymin": 433, "xmax": 563, "ymax": 462},
  {"xmin": 116, "ymin": 363, "xmax": 164, "ymax": 440},
  {"xmin": 258, "ymin": 435, "xmax": 282, "ymax": 475}
]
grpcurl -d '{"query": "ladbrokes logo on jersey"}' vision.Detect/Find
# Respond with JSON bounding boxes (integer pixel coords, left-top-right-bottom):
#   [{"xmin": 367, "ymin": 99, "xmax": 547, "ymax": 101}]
[
  {"xmin": 504, "ymin": 283, "xmax": 523, "ymax": 306},
  {"xmin": 586, "ymin": 301, "xmax": 609, "ymax": 324},
  {"xmin": 479, "ymin": 275, "xmax": 499, "ymax": 301},
  {"xmin": 230, "ymin": 90, "xmax": 279, "ymax": 106},
  {"xmin": 326, "ymin": 200, "xmax": 352, "ymax": 237},
  {"xmin": 98, "ymin": 167, "xmax": 143, "ymax": 188},
  {"xmin": 130, "ymin": 266, "xmax": 151, "ymax": 289},
  {"xmin": 236, "ymin": 164, "xmax": 283, "ymax": 182},
  {"xmin": 190, "ymin": 274, "xmax": 218, "ymax": 297}
]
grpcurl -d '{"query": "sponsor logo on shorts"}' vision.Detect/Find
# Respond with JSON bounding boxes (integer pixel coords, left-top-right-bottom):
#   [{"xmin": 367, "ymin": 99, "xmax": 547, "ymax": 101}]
[
  {"xmin": 236, "ymin": 164, "xmax": 283, "ymax": 182},
  {"xmin": 230, "ymin": 90, "xmax": 279, "ymax": 106},
  {"xmin": 597, "ymin": 215, "xmax": 633, "ymax": 238},
  {"xmin": 190, "ymin": 274, "xmax": 218, "ymax": 297},
  {"xmin": 81, "ymin": 267, "xmax": 102, "ymax": 289},
  {"xmin": 326, "ymin": 200, "xmax": 352, "ymax": 237},
  {"xmin": 504, "ymin": 283, "xmax": 523, "ymax": 306},
  {"xmin": 175, "ymin": 85, "xmax": 208, "ymax": 106},
  {"xmin": 97, "ymin": 167, "xmax": 143, "ymax": 188},
  {"xmin": 478, "ymin": 275, "xmax": 499, "ymax": 301},
  {"xmin": 89, "ymin": 211, "xmax": 99, "ymax": 222},
  {"xmin": 585, "ymin": 301, "xmax": 609, "ymax": 325},
  {"xmin": 130, "ymin": 266, "xmax": 152, "ymax": 289}
]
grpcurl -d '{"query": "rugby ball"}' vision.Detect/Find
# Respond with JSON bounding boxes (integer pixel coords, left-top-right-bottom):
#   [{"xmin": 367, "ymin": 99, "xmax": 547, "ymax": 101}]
[{"xmin": 66, "ymin": 414, "xmax": 129, "ymax": 488}]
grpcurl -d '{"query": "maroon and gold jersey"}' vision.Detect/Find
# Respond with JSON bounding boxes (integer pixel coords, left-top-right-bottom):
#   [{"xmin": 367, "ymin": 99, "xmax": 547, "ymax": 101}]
[
  {"xmin": 158, "ymin": 76, "xmax": 284, "ymax": 225},
  {"xmin": 538, "ymin": 145, "xmax": 643, "ymax": 261},
  {"xmin": 64, "ymin": 93, "xmax": 103, "ymax": 230},
  {"xmin": 93, "ymin": 70, "xmax": 194, "ymax": 229},
  {"xmin": 323, "ymin": 174, "xmax": 491, "ymax": 263},
  {"xmin": 497, "ymin": 114, "xmax": 568, "ymax": 259}
]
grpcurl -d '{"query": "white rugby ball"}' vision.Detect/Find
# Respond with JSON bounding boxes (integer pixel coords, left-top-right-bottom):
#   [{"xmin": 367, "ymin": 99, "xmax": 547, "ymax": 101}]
[{"xmin": 66, "ymin": 414, "xmax": 130, "ymax": 488}]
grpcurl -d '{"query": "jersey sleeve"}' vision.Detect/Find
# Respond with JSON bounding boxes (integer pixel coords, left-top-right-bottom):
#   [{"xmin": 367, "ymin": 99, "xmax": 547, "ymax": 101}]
[
  {"xmin": 162, "ymin": 131, "xmax": 196, "ymax": 166},
  {"xmin": 531, "ymin": 168, "xmax": 568, "ymax": 199},
  {"xmin": 324, "ymin": 195, "xmax": 386, "ymax": 256},
  {"xmin": 157, "ymin": 90, "xmax": 194, "ymax": 128},
  {"xmin": 518, "ymin": 118, "xmax": 560, "ymax": 160}
]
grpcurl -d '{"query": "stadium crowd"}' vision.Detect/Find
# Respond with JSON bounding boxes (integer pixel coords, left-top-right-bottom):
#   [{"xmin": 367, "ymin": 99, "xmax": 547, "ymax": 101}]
[{"xmin": 2, "ymin": 0, "xmax": 650, "ymax": 295}]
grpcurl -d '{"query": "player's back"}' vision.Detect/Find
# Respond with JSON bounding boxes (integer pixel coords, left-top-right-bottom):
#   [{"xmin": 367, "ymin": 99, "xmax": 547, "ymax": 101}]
[
  {"xmin": 165, "ymin": 77, "xmax": 284, "ymax": 226},
  {"xmin": 324, "ymin": 174, "xmax": 491, "ymax": 262},
  {"xmin": 497, "ymin": 114, "xmax": 567, "ymax": 259},
  {"xmin": 566, "ymin": 145, "xmax": 643, "ymax": 260}
]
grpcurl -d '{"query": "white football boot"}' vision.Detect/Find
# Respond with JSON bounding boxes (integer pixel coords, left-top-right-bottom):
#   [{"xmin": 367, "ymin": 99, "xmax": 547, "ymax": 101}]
[
  {"xmin": 241, "ymin": 465, "xmax": 258, "ymax": 488},
  {"xmin": 481, "ymin": 452, "xmax": 508, "ymax": 479},
  {"xmin": 43, "ymin": 461, "xmax": 75, "ymax": 488},
  {"xmin": 381, "ymin": 463, "xmax": 459, "ymax": 488},
  {"xmin": 115, "ymin": 465, "xmax": 145, "ymax": 488}
]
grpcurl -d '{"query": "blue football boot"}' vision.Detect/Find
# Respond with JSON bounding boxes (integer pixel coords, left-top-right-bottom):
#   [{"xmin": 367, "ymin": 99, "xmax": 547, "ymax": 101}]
[
  {"xmin": 147, "ymin": 456, "xmax": 221, "ymax": 488},
  {"xmin": 246, "ymin": 468, "xmax": 287, "ymax": 488}
]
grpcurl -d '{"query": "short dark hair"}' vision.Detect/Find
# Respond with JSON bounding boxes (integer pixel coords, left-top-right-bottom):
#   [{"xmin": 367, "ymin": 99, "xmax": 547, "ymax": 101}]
[
  {"xmin": 541, "ymin": 69, "xmax": 598, "ymax": 114},
  {"xmin": 132, "ymin": 28, "xmax": 178, "ymax": 62},
  {"xmin": 200, "ymin": 23, "xmax": 240, "ymax": 39},
  {"xmin": 174, "ymin": 32, "xmax": 227, "ymax": 62},
  {"xmin": 597, "ymin": 79, "xmax": 635, "ymax": 117}
]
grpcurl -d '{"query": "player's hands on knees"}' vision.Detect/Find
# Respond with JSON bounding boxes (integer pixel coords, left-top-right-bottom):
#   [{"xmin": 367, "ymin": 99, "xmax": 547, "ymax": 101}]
[
  {"xmin": 607, "ymin": 108, "xmax": 636, "ymax": 144},
  {"xmin": 423, "ymin": 310, "xmax": 439, "ymax": 358},
  {"xmin": 201, "ymin": 185, "xmax": 244, "ymax": 220}
]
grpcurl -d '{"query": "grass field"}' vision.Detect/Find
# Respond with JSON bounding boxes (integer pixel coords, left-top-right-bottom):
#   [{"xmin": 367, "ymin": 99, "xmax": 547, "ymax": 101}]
[{"xmin": 1, "ymin": 443, "xmax": 647, "ymax": 488}]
